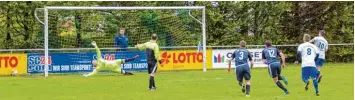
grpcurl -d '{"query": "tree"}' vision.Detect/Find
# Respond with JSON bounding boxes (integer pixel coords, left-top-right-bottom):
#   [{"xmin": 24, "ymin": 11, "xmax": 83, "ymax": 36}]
[{"xmin": 0, "ymin": 1, "xmax": 352, "ymax": 61}]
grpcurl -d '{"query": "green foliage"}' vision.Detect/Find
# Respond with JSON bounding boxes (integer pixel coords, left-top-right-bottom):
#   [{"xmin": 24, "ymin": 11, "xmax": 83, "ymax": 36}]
[{"xmin": 0, "ymin": 1, "xmax": 353, "ymax": 62}]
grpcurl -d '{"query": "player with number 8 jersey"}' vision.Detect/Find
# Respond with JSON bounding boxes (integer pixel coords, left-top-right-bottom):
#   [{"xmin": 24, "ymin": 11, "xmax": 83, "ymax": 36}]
[{"xmin": 297, "ymin": 34, "xmax": 320, "ymax": 96}]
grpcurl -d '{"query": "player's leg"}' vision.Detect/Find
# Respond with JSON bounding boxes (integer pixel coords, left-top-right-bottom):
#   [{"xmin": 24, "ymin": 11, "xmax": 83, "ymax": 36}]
[
  {"xmin": 236, "ymin": 67, "xmax": 245, "ymax": 93},
  {"xmin": 123, "ymin": 70, "xmax": 134, "ymax": 75},
  {"xmin": 148, "ymin": 61, "xmax": 158, "ymax": 90},
  {"xmin": 151, "ymin": 62, "xmax": 158, "ymax": 89},
  {"xmin": 243, "ymin": 67, "xmax": 251, "ymax": 97},
  {"xmin": 112, "ymin": 59, "xmax": 134, "ymax": 75},
  {"xmin": 112, "ymin": 67, "xmax": 133, "ymax": 75},
  {"xmin": 315, "ymin": 58, "xmax": 324, "ymax": 83},
  {"xmin": 147, "ymin": 61, "xmax": 153, "ymax": 89},
  {"xmin": 310, "ymin": 67, "xmax": 320, "ymax": 96},
  {"xmin": 317, "ymin": 66, "xmax": 322, "ymax": 83},
  {"xmin": 244, "ymin": 79, "xmax": 251, "ymax": 97},
  {"xmin": 271, "ymin": 63, "xmax": 289, "ymax": 94},
  {"xmin": 277, "ymin": 65, "xmax": 288, "ymax": 85},
  {"xmin": 111, "ymin": 67, "xmax": 121, "ymax": 74},
  {"xmin": 302, "ymin": 67, "xmax": 310, "ymax": 91},
  {"xmin": 117, "ymin": 55, "xmax": 139, "ymax": 75}
]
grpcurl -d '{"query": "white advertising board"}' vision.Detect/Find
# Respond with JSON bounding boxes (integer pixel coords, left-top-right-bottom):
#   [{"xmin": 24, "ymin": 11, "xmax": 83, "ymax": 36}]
[{"xmin": 212, "ymin": 49, "xmax": 267, "ymax": 68}]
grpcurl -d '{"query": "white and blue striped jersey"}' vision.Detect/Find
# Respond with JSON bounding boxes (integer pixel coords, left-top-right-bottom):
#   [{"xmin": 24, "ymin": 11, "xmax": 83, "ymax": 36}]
[
  {"xmin": 297, "ymin": 42, "xmax": 319, "ymax": 68},
  {"xmin": 310, "ymin": 36, "xmax": 328, "ymax": 59}
]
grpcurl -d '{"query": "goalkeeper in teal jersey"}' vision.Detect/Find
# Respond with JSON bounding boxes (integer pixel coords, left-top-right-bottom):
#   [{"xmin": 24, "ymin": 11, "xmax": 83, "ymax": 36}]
[{"xmin": 84, "ymin": 41, "xmax": 138, "ymax": 77}]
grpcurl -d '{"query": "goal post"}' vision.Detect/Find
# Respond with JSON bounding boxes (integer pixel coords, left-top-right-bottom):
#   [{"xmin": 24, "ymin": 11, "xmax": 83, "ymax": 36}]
[{"xmin": 38, "ymin": 6, "xmax": 207, "ymax": 77}]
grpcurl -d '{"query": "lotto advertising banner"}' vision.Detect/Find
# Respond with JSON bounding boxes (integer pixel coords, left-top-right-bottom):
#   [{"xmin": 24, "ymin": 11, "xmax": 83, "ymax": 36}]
[
  {"xmin": 159, "ymin": 50, "xmax": 212, "ymax": 70},
  {"xmin": 212, "ymin": 49, "xmax": 267, "ymax": 68},
  {"xmin": 0, "ymin": 54, "xmax": 27, "ymax": 75},
  {"xmin": 27, "ymin": 51, "xmax": 147, "ymax": 73}
]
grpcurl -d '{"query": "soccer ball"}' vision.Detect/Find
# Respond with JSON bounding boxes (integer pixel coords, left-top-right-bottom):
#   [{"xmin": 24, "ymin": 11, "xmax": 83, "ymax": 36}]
[{"xmin": 11, "ymin": 69, "xmax": 18, "ymax": 76}]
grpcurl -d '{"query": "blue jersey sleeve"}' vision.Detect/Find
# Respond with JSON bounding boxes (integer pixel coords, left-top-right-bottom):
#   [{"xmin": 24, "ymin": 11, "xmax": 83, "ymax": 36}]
[
  {"xmin": 231, "ymin": 51, "xmax": 236, "ymax": 59},
  {"xmin": 296, "ymin": 51, "xmax": 301, "ymax": 62},
  {"xmin": 248, "ymin": 51, "xmax": 252, "ymax": 61},
  {"xmin": 262, "ymin": 49, "xmax": 266, "ymax": 59}
]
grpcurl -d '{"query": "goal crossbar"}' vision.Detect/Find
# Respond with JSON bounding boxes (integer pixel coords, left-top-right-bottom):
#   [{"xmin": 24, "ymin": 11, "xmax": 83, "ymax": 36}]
[{"xmin": 45, "ymin": 6, "xmax": 205, "ymax": 10}]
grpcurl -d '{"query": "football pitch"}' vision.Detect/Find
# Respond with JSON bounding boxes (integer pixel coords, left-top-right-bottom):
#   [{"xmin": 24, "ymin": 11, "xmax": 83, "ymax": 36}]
[{"xmin": 0, "ymin": 63, "xmax": 353, "ymax": 100}]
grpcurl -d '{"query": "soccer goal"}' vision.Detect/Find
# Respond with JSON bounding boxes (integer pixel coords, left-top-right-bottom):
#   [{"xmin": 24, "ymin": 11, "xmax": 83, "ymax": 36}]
[{"xmin": 35, "ymin": 6, "xmax": 207, "ymax": 77}]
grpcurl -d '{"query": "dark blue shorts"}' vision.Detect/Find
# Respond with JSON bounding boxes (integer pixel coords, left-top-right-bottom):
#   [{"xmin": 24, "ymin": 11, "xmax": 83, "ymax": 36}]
[
  {"xmin": 302, "ymin": 67, "xmax": 318, "ymax": 81},
  {"xmin": 148, "ymin": 60, "xmax": 158, "ymax": 74},
  {"xmin": 268, "ymin": 62, "xmax": 281, "ymax": 78},
  {"xmin": 315, "ymin": 58, "xmax": 325, "ymax": 67},
  {"xmin": 235, "ymin": 64, "xmax": 251, "ymax": 82}
]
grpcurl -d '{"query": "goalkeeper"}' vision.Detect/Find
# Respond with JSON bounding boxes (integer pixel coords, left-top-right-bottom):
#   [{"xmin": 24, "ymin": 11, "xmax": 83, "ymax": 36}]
[{"xmin": 84, "ymin": 41, "xmax": 137, "ymax": 77}]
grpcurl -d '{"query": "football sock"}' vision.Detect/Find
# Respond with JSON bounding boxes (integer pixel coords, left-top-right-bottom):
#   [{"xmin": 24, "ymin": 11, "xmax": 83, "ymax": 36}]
[
  {"xmin": 149, "ymin": 76, "xmax": 154, "ymax": 89},
  {"xmin": 313, "ymin": 79, "xmax": 319, "ymax": 93},
  {"xmin": 152, "ymin": 76, "xmax": 156, "ymax": 88},
  {"xmin": 276, "ymin": 81, "xmax": 288, "ymax": 92},
  {"xmin": 317, "ymin": 71, "xmax": 321, "ymax": 79},
  {"xmin": 246, "ymin": 85, "xmax": 251, "ymax": 95}
]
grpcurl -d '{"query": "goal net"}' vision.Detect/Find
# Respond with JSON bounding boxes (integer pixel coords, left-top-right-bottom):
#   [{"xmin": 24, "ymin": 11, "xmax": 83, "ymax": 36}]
[{"xmin": 35, "ymin": 6, "xmax": 206, "ymax": 77}]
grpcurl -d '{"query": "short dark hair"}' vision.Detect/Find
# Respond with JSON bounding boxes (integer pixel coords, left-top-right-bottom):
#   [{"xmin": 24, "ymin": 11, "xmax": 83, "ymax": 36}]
[
  {"xmin": 239, "ymin": 40, "xmax": 246, "ymax": 47},
  {"xmin": 319, "ymin": 30, "xmax": 325, "ymax": 36},
  {"xmin": 265, "ymin": 40, "xmax": 271, "ymax": 47},
  {"xmin": 151, "ymin": 34, "xmax": 158, "ymax": 40}
]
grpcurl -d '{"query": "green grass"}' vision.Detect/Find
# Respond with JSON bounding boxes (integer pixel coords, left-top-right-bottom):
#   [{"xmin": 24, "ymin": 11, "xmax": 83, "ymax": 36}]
[{"xmin": 0, "ymin": 63, "xmax": 353, "ymax": 100}]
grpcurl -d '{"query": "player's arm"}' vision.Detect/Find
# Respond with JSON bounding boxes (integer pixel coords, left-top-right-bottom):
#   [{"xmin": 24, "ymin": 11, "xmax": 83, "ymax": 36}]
[
  {"xmin": 325, "ymin": 42, "xmax": 329, "ymax": 52},
  {"xmin": 92, "ymin": 41, "xmax": 102, "ymax": 60},
  {"xmin": 154, "ymin": 44, "xmax": 163, "ymax": 66},
  {"xmin": 309, "ymin": 37, "xmax": 316, "ymax": 44},
  {"xmin": 296, "ymin": 45, "xmax": 302, "ymax": 63},
  {"xmin": 278, "ymin": 50, "xmax": 286, "ymax": 68},
  {"xmin": 135, "ymin": 42, "xmax": 147, "ymax": 51},
  {"xmin": 124, "ymin": 37, "xmax": 129, "ymax": 47},
  {"xmin": 228, "ymin": 52, "xmax": 235, "ymax": 73},
  {"xmin": 248, "ymin": 52, "xmax": 254, "ymax": 69},
  {"xmin": 262, "ymin": 50, "xmax": 267, "ymax": 64},
  {"xmin": 314, "ymin": 45, "xmax": 320, "ymax": 61},
  {"xmin": 84, "ymin": 69, "xmax": 99, "ymax": 77}
]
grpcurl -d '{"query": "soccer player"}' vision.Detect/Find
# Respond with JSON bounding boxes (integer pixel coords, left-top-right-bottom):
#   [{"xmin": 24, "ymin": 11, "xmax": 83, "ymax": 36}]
[
  {"xmin": 309, "ymin": 30, "xmax": 328, "ymax": 83},
  {"xmin": 296, "ymin": 34, "xmax": 320, "ymax": 96},
  {"xmin": 262, "ymin": 40, "xmax": 289, "ymax": 95},
  {"xmin": 228, "ymin": 40, "xmax": 254, "ymax": 97},
  {"xmin": 135, "ymin": 34, "xmax": 164, "ymax": 91},
  {"xmin": 83, "ymin": 41, "xmax": 137, "ymax": 77}
]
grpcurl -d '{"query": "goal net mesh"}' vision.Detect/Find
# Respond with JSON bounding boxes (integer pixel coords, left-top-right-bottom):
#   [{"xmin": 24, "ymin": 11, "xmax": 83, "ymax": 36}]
[{"xmin": 39, "ymin": 8, "xmax": 204, "ymax": 74}]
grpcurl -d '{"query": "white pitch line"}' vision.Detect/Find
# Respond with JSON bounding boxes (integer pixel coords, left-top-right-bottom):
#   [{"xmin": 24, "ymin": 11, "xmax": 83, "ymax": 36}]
[{"xmin": 167, "ymin": 77, "xmax": 226, "ymax": 82}]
